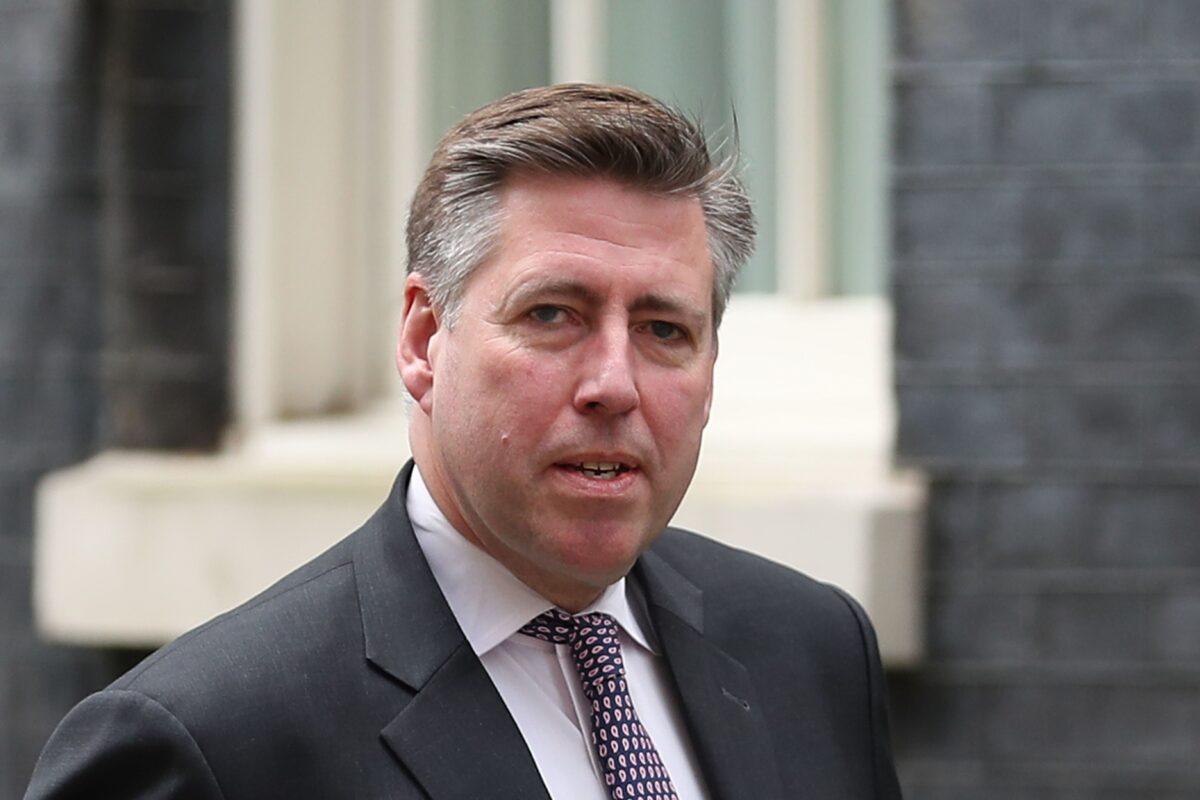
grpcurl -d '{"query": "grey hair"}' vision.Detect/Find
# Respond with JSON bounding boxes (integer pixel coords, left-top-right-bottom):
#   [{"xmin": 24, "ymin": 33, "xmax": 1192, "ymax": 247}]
[{"xmin": 405, "ymin": 83, "xmax": 756, "ymax": 328}]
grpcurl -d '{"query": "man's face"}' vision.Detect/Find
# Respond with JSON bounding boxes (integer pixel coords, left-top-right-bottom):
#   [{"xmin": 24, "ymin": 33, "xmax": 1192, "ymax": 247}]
[{"xmin": 405, "ymin": 174, "xmax": 717, "ymax": 608}]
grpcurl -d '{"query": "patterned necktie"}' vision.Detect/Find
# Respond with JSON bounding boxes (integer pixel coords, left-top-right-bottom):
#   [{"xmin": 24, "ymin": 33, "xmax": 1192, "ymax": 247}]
[{"xmin": 520, "ymin": 608, "xmax": 680, "ymax": 800}]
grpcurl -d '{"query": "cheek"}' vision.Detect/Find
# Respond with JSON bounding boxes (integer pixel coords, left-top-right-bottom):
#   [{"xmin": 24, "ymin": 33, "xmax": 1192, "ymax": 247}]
[
  {"xmin": 470, "ymin": 350, "xmax": 571, "ymax": 428},
  {"xmin": 642, "ymin": 373, "xmax": 712, "ymax": 446}
]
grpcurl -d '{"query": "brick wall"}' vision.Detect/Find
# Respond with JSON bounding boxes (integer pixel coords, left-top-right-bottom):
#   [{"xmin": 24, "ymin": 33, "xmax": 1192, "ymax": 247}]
[
  {"xmin": 890, "ymin": 1, "xmax": 1200, "ymax": 798},
  {"xmin": 99, "ymin": 1, "xmax": 230, "ymax": 447},
  {"xmin": 0, "ymin": 3, "xmax": 228, "ymax": 795}
]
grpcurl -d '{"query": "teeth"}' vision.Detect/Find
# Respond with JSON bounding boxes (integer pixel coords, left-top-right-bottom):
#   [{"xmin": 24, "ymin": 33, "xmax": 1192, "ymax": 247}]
[
  {"xmin": 572, "ymin": 461, "xmax": 629, "ymax": 479},
  {"xmin": 581, "ymin": 462, "xmax": 620, "ymax": 472}
]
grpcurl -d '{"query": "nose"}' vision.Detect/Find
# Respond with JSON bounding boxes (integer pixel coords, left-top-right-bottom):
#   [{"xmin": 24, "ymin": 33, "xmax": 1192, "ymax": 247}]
[{"xmin": 573, "ymin": 325, "xmax": 639, "ymax": 416}]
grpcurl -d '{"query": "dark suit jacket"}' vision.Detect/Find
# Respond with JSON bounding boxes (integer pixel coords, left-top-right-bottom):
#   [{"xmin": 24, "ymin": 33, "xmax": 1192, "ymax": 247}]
[{"xmin": 27, "ymin": 463, "xmax": 902, "ymax": 799}]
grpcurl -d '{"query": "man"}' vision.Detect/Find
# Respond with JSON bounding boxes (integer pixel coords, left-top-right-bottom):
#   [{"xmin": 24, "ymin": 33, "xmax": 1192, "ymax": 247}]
[{"xmin": 27, "ymin": 85, "xmax": 902, "ymax": 799}]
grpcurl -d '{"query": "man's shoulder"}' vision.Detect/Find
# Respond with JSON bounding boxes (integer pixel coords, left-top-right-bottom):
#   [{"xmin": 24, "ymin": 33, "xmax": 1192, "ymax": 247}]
[
  {"xmin": 645, "ymin": 530, "xmax": 901, "ymax": 798},
  {"xmin": 109, "ymin": 467, "xmax": 421, "ymax": 706},
  {"xmin": 646, "ymin": 526, "xmax": 872, "ymax": 648},
  {"xmin": 111, "ymin": 531, "xmax": 364, "ymax": 703},
  {"xmin": 27, "ymin": 502, "xmax": 419, "ymax": 798},
  {"xmin": 650, "ymin": 526, "xmax": 847, "ymax": 606}
]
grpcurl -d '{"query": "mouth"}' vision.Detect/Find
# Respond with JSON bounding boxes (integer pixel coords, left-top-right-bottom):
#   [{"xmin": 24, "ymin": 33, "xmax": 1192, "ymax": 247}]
[
  {"xmin": 550, "ymin": 457, "xmax": 643, "ymax": 498},
  {"xmin": 558, "ymin": 461, "xmax": 636, "ymax": 481}
]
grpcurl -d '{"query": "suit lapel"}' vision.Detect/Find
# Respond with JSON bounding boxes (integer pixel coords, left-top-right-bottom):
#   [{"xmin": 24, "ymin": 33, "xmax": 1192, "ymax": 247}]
[
  {"xmin": 353, "ymin": 464, "xmax": 550, "ymax": 800},
  {"xmin": 380, "ymin": 643, "xmax": 551, "ymax": 800},
  {"xmin": 634, "ymin": 548, "xmax": 786, "ymax": 800}
]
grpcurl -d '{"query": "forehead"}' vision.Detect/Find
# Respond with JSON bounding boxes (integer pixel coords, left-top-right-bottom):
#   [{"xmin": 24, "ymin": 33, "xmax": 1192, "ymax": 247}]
[
  {"xmin": 499, "ymin": 174, "xmax": 708, "ymax": 248},
  {"xmin": 474, "ymin": 174, "xmax": 713, "ymax": 303}
]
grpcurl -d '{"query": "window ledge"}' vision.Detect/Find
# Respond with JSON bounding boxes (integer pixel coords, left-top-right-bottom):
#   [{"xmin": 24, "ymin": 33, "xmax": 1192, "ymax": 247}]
[{"xmin": 35, "ymin": 297, "xmax": 925, "ymax": 665}]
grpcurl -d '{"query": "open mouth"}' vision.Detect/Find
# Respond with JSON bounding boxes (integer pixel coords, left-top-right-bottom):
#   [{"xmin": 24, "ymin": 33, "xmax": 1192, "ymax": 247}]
[{"xmin": 559, "ymin": 461, "xmax": 635, "ymax": 481}]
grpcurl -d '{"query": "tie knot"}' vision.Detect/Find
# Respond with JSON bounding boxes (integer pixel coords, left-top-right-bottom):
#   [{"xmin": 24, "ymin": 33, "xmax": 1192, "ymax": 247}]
[
  {"xmin": 519, "ymin": 608, "xmax": 618, "ymax": 646},
  {"xmin": 520, "ymin": 609, "xmax": 626, "ymax": 693}
]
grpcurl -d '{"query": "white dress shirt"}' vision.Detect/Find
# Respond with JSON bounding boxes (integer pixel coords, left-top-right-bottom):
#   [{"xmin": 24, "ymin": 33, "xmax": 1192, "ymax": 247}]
[{"xmin": 407, "ymin": 466, "xmax": 711, "ymax": 800}]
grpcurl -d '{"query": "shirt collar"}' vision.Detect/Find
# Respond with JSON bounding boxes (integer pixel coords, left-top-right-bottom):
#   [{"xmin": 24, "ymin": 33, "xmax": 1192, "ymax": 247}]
[{"xmin": 406, "ymin": 464, "xmax": 659, "ymax": 657}]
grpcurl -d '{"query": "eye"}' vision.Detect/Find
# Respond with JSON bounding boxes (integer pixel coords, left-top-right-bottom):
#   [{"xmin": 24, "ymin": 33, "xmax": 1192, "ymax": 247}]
[
  {"xmin": 645, "ymin": 321, "xmax": 684, "ymax": 341},
  {"xmin": 529, "ymin": 305, "xmax": 567, "ymax": 324}
]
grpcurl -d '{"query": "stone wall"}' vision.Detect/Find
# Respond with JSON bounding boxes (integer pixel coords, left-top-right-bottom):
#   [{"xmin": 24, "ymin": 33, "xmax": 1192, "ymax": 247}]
[{"xmin": 890, "ymin": 1, "xmax": 1200, "ymax": 798}]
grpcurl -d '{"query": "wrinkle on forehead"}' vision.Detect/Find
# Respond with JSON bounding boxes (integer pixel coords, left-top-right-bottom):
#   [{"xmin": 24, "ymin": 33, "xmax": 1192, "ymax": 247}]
[
  {"xmin": 498, "ymin": 174, "xmax": 707, "ymax": 241},
  {"xmin": 501, "ymin": 220, "xmax": 704, "ymax": 263},
  {"xmin": 571, "ymin": 205, "xmax": 690, "ymax": 236}
]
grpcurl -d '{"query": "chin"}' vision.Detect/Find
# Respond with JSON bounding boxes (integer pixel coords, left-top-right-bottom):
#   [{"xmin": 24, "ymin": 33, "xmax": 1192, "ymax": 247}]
[{"xmin": 544, "ymin": 521, "xmax": 657, "ymax": 577}]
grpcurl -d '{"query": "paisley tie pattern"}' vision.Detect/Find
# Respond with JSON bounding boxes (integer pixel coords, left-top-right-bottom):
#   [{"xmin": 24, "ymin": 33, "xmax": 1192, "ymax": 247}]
[{"xmin": 520, "ymin": 609, "xmax": 680, "ymax": 800}]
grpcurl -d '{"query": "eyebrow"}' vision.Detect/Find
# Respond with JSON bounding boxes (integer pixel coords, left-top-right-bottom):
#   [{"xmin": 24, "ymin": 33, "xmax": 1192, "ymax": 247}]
[
  {"xmin": 499, "ymin": 277, "xmax": 603, "ymax": 313},
  {"xmin": 629, "ymin": 294, "xmax": 708, "ymax": 331},
  {"xmin": 499, "ymin": 276, "xmax": 709, "ymax": 330}
]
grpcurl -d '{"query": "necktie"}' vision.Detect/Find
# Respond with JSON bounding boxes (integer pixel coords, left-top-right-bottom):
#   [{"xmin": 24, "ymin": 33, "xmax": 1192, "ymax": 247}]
[{"xmin": 520, "ymin": 609, "xmax": 680, "ymax": 800}]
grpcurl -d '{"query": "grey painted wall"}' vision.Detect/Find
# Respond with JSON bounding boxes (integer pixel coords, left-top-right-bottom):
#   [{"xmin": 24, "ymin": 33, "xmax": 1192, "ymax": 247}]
[
  {"xmin": 890, "ymin": 1, "xmax": 1200, "ymax": 798},
  {"xmin": 0, "ymin": 2, "xmax": 228, "ymax": 795}
]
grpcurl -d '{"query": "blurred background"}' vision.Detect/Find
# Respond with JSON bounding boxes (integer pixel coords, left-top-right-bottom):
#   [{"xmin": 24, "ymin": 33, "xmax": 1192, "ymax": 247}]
[{"xmin": 2, "ymin": 1, "xmax": 1199, "ymax": 797}]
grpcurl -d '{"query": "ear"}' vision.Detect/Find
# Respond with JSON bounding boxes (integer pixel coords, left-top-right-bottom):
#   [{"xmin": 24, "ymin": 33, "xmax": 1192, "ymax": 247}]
[{"xmin": 397, "ymin": 273, "xmax": 440, "ymax": 414}]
